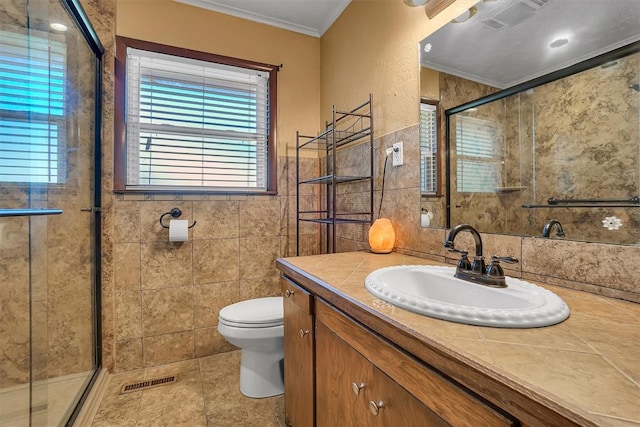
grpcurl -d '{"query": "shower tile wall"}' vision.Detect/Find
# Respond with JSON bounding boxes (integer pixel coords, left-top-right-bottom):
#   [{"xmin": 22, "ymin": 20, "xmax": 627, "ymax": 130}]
[
  {"xmin": 1, "ymin": 0, "xmax": 97, "ymax": 389},
  {"xmin": 437, "ymin": 72, "xmax": 501, "ymax": 232},
  {"xmin": 0, "ymin": 0, "xmax": 35, "ymax": 388},
  {"xmin": 0, "ymin": 212, "xmax": 30, "ymax": 387},
  {"xmin": 529, "ymin": 52, "xmax": 640, "ymax": 244}
]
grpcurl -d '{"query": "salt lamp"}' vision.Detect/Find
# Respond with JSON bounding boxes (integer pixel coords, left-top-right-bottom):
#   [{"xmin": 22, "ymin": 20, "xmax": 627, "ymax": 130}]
[{"xmin": 368, "ymin": 218, "xmax": 395, "ymax": 254}]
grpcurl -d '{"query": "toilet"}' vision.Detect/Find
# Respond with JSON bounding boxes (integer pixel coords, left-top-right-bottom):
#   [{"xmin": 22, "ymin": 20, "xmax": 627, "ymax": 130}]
[{"xmin": 217, "ymin": 296, "xmax": 284, "ymax": 398}]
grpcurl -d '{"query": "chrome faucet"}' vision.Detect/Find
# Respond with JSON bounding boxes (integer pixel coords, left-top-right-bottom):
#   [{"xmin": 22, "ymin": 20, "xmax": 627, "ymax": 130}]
[
  {"xmin": 443, "ymin": 224, "xmax": 518, "ymax": 288},
  {"xmin": 542, "ymin": 219, "xmax": 565, "ymax": 238}
]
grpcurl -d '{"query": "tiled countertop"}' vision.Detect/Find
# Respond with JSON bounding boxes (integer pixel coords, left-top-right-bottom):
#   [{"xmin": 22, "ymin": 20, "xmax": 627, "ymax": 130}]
[{"xmin": 277, "ymin": 252, "xmax": 640, "ymax": 427}]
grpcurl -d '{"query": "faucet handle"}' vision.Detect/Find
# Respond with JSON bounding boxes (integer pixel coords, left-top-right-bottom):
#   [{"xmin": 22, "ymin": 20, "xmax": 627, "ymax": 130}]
[
  {"xmin": 443, "ymin": 241, "xmax": 466, "ymax": 256},
  {"xmin": 491, "ymin": 255, "xmax": 519, "ymax": 264}
]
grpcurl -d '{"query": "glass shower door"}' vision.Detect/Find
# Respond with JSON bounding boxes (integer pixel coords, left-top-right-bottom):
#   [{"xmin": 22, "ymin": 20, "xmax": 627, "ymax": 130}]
[{"xmin": 0, "ymin": 0, "xmax": 103, "ymax": 425}]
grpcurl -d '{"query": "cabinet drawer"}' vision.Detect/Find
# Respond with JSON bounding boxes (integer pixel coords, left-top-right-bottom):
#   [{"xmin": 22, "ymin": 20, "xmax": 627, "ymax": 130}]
[
  {"xmin": 282, "ymin": 276, "xmax": 313, "ymax": 315},
  {"xmin": 316, "ymin": 300, "xmax": 515, "ymax": 427}
]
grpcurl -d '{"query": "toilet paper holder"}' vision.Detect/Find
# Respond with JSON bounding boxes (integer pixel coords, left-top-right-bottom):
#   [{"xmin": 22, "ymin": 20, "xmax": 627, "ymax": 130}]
[{"xmin": 159, "ymin": 208, "xmax": 197, "ymax": 229}]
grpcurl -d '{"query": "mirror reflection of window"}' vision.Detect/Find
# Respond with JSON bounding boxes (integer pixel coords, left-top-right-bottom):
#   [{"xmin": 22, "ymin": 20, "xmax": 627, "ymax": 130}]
[
  {"xmin": 420, "ymin": 100, "xmax": 439, "ymax": 195},
  {"xmin": 455, "ymin": 115, "xmax": 500, "ymax": 193}
]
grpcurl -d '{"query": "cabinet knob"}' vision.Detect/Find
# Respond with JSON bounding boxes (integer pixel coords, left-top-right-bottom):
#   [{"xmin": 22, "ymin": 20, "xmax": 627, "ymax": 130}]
[
  {"xmin": 285, "ymin": 289, "xmax": 295, "ymax": 297},
  {"xmin": 351, "ymin": 382, "xmax": 366, "ymax": 396},
  {"xmin": 369, "ymin": 400, "xmax": 385, "ymax": 416},
  {"xmin": 299, "ymin": 329, "xmax": 309, "ymax": 338}
]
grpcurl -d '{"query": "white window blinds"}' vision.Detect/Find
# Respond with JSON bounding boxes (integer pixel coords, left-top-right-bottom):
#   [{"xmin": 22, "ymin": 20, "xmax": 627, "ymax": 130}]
[
  {"xmin": 420, "ymin": 103, "xmax": 438, "ymax": 194},
  {"xmin": 125, "ymin": 47, "xmax": 270, "ymax": 191},
  {"xmin": 0, "ymin": 30, "xmax": 66, "ymax": 184},
  {"xmin": 455, "ymin": 116, "xmax": 499, "ymax": 193}
]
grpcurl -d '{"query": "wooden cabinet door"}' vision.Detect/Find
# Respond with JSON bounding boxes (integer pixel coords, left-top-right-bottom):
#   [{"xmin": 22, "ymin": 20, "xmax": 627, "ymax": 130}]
[
  {"xmin": 283, "ymin": 278, "xmax": 314, "ymax": 427},
  {"xmin": 316, "ymin": 321, "xmax": 375, "ymax": 427},
  {"xmin": 368, "ymin": 365, "xmax": 449, "ymax": 427},
  {"xmin": 316, "ymin": 319, "xmax": 448, "ymax": 427}
]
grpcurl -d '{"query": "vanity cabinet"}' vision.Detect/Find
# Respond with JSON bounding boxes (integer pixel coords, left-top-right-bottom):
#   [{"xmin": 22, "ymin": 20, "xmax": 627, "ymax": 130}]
[
  {"xmin": 281, "ymin": 271, "xmax": 517, "ymax": 427},
  {"xmin": 277, "ymin": 254, "xmax": 609, "ymax": 427},
  {"xmin": 282, "ymin": 277, "xmax": 315, "ymax": 427}
]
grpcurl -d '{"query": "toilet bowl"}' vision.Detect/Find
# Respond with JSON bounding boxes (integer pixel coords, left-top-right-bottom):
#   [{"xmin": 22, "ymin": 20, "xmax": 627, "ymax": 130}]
[{"xmin": 217, "ymin": 296, "xmax": 284, "ymax": 398}]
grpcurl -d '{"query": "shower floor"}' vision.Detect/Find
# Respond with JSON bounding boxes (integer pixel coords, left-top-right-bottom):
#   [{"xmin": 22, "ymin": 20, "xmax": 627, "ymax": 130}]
[
  {"xmin": 0, "ymin": 370, "xmax": 92, "ymax": 426},
  {"xmin": 91, "ymin": 350, "xmax": 285, "ymax": 426}
]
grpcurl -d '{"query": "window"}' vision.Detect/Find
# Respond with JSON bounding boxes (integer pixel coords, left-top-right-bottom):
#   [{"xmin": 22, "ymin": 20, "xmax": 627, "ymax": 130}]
[
  {"xmin": 455, "ymin": 115, "xmax": 500, "ymax": 193},
  {"xmin": 0, "ymin": 29, "xmax": 66, "ymax": 184},
  {"xmin": 420, "ymin": 101, "xmax": 439, "ymax": 194},
  {"xmin": 114, "ymin": 37, "xmax": 278, "ymax": 193}
]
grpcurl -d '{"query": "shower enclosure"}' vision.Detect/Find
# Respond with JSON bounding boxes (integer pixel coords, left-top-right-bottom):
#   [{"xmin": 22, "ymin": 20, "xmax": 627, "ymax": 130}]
[{"xmin": 0, "ymin": 0, "xmax": 103, "ymax": 425}]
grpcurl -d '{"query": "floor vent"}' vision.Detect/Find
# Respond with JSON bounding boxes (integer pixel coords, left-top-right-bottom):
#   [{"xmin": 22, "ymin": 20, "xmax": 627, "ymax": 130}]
[{"xmin": 120, "ymin": 375, "xmax": 177, "ymax": 394}]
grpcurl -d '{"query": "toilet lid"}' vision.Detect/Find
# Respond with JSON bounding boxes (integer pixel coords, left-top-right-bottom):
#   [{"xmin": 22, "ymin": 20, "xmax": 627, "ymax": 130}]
[{"xmin": 219, "ymin": 296, "xmax": 283, "ymax": 326}]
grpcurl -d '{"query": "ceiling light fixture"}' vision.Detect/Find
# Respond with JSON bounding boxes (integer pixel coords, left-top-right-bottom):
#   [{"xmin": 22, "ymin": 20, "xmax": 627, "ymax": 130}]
[
  {"xmin": 549, "ymin": 38, "xmax": 569, "ymax": 49},
  {"xmin": 403, "ymin": 0, "xmax": 428, "ymax": 6},
  {"xmin": 50, "ymin": 22, "xmax": 68, "ymax": 32},
  {"xmin": 405, "ymin": 0, "xmax": 457, "ymax": 19},
  {"xmin": 450, "ymin": 6, "xmax": 478, "ymax": 24}
]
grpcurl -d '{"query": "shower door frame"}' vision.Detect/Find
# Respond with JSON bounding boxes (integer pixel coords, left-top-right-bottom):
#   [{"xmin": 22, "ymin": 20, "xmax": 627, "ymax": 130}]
[{"xmin": 61, "ymin": 0, "xmax": 105, "ymax": 425}]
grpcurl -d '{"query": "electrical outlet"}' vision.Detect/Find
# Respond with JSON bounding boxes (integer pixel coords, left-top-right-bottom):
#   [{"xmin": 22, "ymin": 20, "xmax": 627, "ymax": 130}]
[{"xmin": 392, "ymin": 141, "xmax": 403, "ymax": 166}]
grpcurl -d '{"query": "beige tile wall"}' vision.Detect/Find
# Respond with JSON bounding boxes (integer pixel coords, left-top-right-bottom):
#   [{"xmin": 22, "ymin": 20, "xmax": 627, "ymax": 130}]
[{"xmin": 109, "ymin": 155, "xmax": 319, "ymax": 372}]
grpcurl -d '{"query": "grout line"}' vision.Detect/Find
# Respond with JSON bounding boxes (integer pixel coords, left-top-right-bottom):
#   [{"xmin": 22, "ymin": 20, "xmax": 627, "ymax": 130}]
[
  {"xmin": 598, "ymin": 353, "xmax": 640, "ymax": 389},
  {"xmin": 197, "ymin": 358, "xmax": 210, "ymax": 423},
  {"xmin": 587, "ymin": 411, "xmax": 640, "ymax": 424},
  {"xmin": 480, "ymin": 338, "xmax": 601, "ymax": 355}
]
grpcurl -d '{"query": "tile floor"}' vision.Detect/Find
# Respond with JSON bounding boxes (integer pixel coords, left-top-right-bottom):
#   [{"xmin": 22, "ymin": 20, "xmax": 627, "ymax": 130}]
[{"xmin": 91, "ymin": 351, "xmax": 285, "ymax": 426}]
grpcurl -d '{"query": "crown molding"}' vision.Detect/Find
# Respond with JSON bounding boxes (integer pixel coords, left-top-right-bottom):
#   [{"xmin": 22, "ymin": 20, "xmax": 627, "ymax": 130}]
[{"xmin": 175, "ymin": 0, "xmax": 350, "ymax": 37}]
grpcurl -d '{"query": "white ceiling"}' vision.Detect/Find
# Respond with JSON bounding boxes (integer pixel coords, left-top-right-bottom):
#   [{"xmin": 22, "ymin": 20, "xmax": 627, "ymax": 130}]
[
  {"xmin": 421, "ymin": 0, "xmax": 640, "ymax": 88},
  {"xmin": 174, "ymin": 0, "xmax": 352, "ymax": 37}
]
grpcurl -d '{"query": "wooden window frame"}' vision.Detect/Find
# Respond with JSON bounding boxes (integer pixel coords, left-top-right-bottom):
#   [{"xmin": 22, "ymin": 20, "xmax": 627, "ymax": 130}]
[
  {"xmin": 420, "ymin": 98, "xmax": 443, "ymax": 197},
  {"xmin": 114, "ymin": 36, "xmax": 278, "ymax": 194}
]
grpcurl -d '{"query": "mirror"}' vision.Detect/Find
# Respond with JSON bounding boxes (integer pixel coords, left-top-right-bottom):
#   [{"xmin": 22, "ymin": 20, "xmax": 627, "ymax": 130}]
[{"xmin": 419, "ymin": 0, "xmax": 640, "ymax": 245}]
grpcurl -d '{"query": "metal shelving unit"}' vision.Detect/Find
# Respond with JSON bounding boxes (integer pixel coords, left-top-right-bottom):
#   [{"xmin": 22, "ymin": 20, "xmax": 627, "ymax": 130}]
[{"xmin": 296, "ymin": 94, "xmax": 374, "ymax": 254}]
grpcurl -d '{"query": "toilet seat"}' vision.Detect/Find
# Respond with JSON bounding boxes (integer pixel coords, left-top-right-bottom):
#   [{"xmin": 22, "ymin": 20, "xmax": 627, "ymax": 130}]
[
  {"xmin": 219, "ymin": 318, "xmax": 282, "ymax": 328},
  {"xmin": 219, "ymin": 296, "xmax": 283, "ymax": 328}
]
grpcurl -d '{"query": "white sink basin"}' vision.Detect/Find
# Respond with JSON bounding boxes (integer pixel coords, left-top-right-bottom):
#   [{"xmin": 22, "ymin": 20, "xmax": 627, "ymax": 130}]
[{"xmin": 365, "ymin": 265, "xmax": 570, "ymax": 328}]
